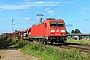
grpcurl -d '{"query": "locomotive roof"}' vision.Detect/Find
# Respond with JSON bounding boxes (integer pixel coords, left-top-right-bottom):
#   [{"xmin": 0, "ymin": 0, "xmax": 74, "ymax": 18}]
[{"xmin": 32, "ymin": 19, "xmax": 64, "ymax": 26}]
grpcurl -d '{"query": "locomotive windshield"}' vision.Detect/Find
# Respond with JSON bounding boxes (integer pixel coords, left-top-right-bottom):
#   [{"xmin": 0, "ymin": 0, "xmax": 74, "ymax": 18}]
[{"xmin": 50, "ymin": 22, "xmax": 64, "ymax": 27}]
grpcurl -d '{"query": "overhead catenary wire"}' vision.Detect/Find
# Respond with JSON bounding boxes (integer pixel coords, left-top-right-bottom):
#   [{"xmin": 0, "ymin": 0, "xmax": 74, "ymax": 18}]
[
  {"xmin": 54, "ymin": 2, "xmax": 90, "ymax": 17},
  {"xmin": 12, "ymin": 1, "xmax": 90, "ymax": 27},
  {"xmin": 13, "ymin": 1, "xmax": 90, "ymax": 32},
  {"xmin": 6, "ymin": 0, "xmax": 67, "ymax": 33},
  {"xmin": 11, "ymin": 0, "xmax": 69, "ymax": 31},
  {"xmin": 30, "ymin": 0, "xmax": 68, "ymax": 23},
  {"xmin": 42, "ymin": 0, "xmax": 68, "ymax": 14},
  {"xmin": 15, "ymin": 0, "xmax": 68, "ymax": 24}
]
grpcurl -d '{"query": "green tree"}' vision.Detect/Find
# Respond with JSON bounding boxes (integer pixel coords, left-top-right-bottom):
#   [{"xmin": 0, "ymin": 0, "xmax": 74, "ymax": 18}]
[
  {"xmin": 74, "ymin": 29, "xmax": 81, "ymax": 34},
  {"xmin": 71, "ymin": 30, "xmax": 75, "ymax": 34},
  {"xmin": 15, "ymin": 30, "xmax": 18, "ymax": 32},
  {"xmin": 66, "ymin": 31, "xmax": 70, "ymax": 34}
]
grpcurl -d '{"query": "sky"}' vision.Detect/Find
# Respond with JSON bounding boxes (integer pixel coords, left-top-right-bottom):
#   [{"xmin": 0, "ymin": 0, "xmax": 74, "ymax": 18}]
[{"xmin": 0, "ymin": 0, "xmax": 90, "ymax": 34}]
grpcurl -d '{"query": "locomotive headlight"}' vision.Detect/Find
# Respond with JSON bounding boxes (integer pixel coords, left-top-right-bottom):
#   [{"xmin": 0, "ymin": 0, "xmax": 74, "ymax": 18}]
[
  {"xmin": 50, "ymin": 30, "xmax": 55, "ymax": 32},
  {"xmin": 61, "ymin": 30, "xmax": 65, "ymax": 32}
]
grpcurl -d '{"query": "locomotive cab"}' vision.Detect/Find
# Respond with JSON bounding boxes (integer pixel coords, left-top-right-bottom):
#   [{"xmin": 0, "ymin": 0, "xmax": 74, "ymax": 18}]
[
  {"xmin": 50, "ymin": 22, "xmax": 66, "ymax": 36},
  {"xmin": 47, "ymin": 20, "xmax": 66, "ymax": 43}
]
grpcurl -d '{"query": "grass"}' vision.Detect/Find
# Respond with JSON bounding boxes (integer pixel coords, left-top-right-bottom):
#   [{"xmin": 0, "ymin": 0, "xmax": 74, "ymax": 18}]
[
  {"xmin": 20, "ymin": 42, "xmax": 90, "ymax": 60},
  {"xmin": 0, "ymin": 37, "xmax": 90, "ymax": 60},
  {"xmin": 66, "ymin": 39, "xmax": 90, "ymax": 45}
]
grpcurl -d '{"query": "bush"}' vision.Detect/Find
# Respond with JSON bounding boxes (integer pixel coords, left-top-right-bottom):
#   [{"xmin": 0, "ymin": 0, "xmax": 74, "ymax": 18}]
[
  {"xmin": 0, "ymin": 37, "xmax": 29, "ymax": 49},
  {"xmin": 20, "ymin": 42, "xmax": 90, "ymax": 60}
]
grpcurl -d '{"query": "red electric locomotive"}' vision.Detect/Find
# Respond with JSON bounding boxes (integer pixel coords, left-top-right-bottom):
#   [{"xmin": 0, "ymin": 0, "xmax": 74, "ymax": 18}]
[
  {"xmin": 30, "ymin": 18, "xmax": 66, "ymax": 44},
  {"xmin": 6, "ymin": 18, "xmax": 66, "ymax": 44}
]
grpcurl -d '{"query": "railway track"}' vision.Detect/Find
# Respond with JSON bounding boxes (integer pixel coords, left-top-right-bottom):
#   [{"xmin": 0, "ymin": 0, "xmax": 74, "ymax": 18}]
[
  {"xmin": 60, "ymin": 45, "xmax": 90, "ymax": 52},
  {"xmin": 49, "ymin": 43, "xmax": 90, "ymax": 53}
]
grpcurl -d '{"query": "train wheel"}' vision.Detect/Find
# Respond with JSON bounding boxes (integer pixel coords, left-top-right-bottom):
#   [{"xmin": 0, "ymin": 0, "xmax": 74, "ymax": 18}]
[
  {"xmin": 43, "ymin": 41, "xmax": 47, "ymax": 45},
  {"xmin": 45, "ymin": 41, "xmax": 47, "ymax": 45},
  {"xmin": 47, "ymin": 40, "xmax": 51, "ymax": 45},
  {"xmin": 58, "ymin": 41, "xmax": 64, "ymax": 44},
  {"xmin": 50, "ymin": 41, "xmax": 53, "ymax": 45}
]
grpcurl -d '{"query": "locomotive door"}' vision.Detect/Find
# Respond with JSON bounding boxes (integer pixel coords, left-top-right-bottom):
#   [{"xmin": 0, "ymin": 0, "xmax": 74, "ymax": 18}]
[{"xmin": 43, "ymin": 23, "xmax": 47, "ymax": 38}]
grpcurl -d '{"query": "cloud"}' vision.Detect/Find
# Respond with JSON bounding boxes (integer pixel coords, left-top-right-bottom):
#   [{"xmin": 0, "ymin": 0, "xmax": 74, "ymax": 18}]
[
  {"xmin": 0, "ymin": 8, "xmax": 3, "ymax": 11},
  {"xmin": 22, "ymin": 17, "xmax": 30, "ymax": 20},
  {"xmin": 47, "ymin": 10, "xmax": 54, "ymax": 16},
  {"xmin": 82, "ymin": 7, "xmax": 87, "ymax": 10},
  {"xmin": 0, "ymin": 5, "xmax": 30, "ymax": 10},
  {"xmin": 24, "ymin": 10, "xmax": 28, "ymax": 12},
  {"xmin": 0, "ymin": 1, "xmax": 63, "ymax": 10},
  {"xmin": 0, "ymin": 0, "xmax": 75, "ymax": 10},
  {"xmin": 77, "ymin": 7, "xmax": 88, "ymax": 11},
  {"xmin": 0, "ymin": 8, "xmax": 4, "ymax": 14},
  {"xmin": 66, "ymin": 1, "xmax": 76, "ymax": 4},
  {"xmin": 81, "ymin": 7, "xmax": 90, "ymax": 15},
  {"xmin": 17, "ymin": 12, "xmax": 20, "ymax": 15},
  {"xmin": 85, "ymin": 19, "xmax": 89, "ymax": 21},
  {"xmin": 36, "ymin": 16, "xmax": 40, "ymax": 20},
  {"xmin": 44, "ymin": 8, "xmax": 54, "ymax": 16},
  {"xmin": 23, "ymin": 1, "xmax": 62, "ymax": 6},
  {"xmin": 0, "ymin": 18, "xmax": 6, "ymax": 21}
]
